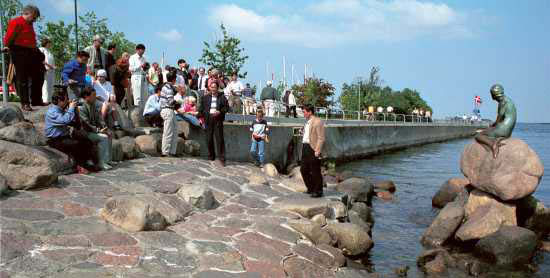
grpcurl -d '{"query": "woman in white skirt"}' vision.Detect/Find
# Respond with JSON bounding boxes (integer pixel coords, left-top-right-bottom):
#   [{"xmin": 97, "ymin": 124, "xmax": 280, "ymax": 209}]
[{"xmin": 39, "ymin": 38, "xmax": 55, "ymax": 105}]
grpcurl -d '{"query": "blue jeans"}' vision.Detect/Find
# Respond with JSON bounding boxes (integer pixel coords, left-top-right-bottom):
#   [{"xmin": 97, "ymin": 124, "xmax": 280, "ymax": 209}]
[
  {"xmin": 250, "ymin": 139, "xmax": 265, "ymax": 164},
  {"xmin": 176, "ymin": 113, "xmax": 202, "ymax": 127},
  {"xmin": 148, "ymin": 84, "xmax": 155, "ymax": 96}
]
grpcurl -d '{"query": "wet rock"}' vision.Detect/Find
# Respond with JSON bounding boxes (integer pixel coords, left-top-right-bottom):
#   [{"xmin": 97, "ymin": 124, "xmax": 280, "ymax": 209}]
[
  {"xmin": 417, "ymin": 249, "xmax": 453, "ymax": 275},
  {"xmin": 263, "ymin": 163, "xmax": 278, "ymax": 177},
  {"xmin": 248, "ymin": 173, "xmax": 268, "ymax": 186},
  {"xmin": 335, "ymin": 177, "xmax": 374, "ymax": 205},
  {"xmin": 325, "ymin": 223, "xmax": 373, "ymax": 256},
  {"xmin": 287, "ymin": 219, "xmax": 333, "ymax": 245},
  {"xmin": 465, "ymin": 189, "xmax": 516, "ymax": 226},
  {"xmin": 311, "ymin": 214, "xmax": 327, "ymax": 226},
  {"xmin": 348, "ymin": 210, "xmax": 371, "ymax": 232},
  {"xmin": 135, "ymin": 134, "xmax": 162, "ymax": 156},
  {"xmin": 183, "ymin": 140, "xmax": 201, "ymax": 156},
  {"xmin": 177, "ymin": 184, "xmax": 217, "ymax": 210},
  {"xmin": 336, "ymin": 170, "xmax": 353, "ymax": 182},
  {"xmin": 516, "ymin": 196, "xmax": 550, "ymax": 238},
  {"xmin": 455, "ymin": 204, "xmax": 505, "ymax": 241},
  {"xmin": 0, "ymin": 140, "xmax": 73, "ymax": 190},
  {"xmin": 350, "ymin": 202, "xmax": 374, "ymax": 226},
  {"xmin": 0, "ymin": 104, "xmax": 24, "ymax": 127},
  {"xmin": 375, "ymin": 180, "xmax": 396, "ymax": 192},
  {"xmin": 421, "ymin": 200, "xmax": 465, "ymax": 248},
  {"xmin": 0, "ymin": 122, "xmax": 46, "ymax": 146},
  {"xmin": 376, "ymin": 191, "xmax": 393, "ymax": 201},
  {"xmin": 474, "ymin": 225, "xmax": 537, "ymax": 265},
  {"xmin": 432, "ymin": 177, "xmax": 470, "ymax": 208},
  {"xmin": 317, "ymin": 244, "xmax": 346, "ymax": 268},
  {"xmin": 99, "ymin": 195, "xmax": 167, "ymax": 232},
  {"xmin": 461, "ymin": 139, "xmax": 544, "ymax": 201},
  {"xmin": 273, "ymin": 196, "xmax": 346, "ymax": 219}
]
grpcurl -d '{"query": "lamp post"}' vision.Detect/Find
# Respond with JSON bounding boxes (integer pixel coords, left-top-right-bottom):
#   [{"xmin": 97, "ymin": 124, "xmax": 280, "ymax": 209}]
[
  {"xmin": 74, "ymin": 0, "xmax": 78, "ymax": 52},
  {"xmin": 1, "ymin": 0, "xmax": 8, "ymax": 104}
]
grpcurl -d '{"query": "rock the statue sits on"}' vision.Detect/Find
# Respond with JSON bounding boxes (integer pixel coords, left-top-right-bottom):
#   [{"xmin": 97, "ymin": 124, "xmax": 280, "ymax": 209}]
[
  {"xmin": 461, "ymin": 138, "xmax": 544, "ymax": 201},
  {"xmin": 475, "ymin": 84, "xmax": 516, "ymax": 159}
]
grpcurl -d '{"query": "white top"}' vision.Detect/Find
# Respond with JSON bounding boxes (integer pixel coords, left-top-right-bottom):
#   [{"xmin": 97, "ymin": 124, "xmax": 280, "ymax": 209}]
[
  {"xmin": 93, "ymin": 80, "xmax": 113, "ymax": 103},
  {"xmin": 225, "ymin": 80, "xmax": 244, "ymax": 98},
  {"xmin": 129, "ymin": 53, "xmax": 146, "ymax": 75},
  {"xmin": 174, "ymin": 93, "xmax": 185, "ymax": 104},
  {"xmin": 210, "ymin": 96, "xmax": 218, "ymax": 114},
  {"xmin": 288, "ymin": 92, "xmax": 296, "ymax": 106},
  {"xmin": 40, "ymin": 47, "xmax": 55, "ymax": 71},
  {"xmin": 302, "ymin": 118, "xmax": 312, "ymax": 144},
  {"xmin": 197, "ymin": 74, "xmax": 207, "ymax": 91}
]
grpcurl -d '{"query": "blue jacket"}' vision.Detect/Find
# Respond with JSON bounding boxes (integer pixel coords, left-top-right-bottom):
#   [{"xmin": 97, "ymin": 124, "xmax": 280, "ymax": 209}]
[
  {"xmin": 62, "ymin": 60, "xmax": 86, "ymax": 86},
  {"xmin": 44, "ymin": 105, "xmax": 75, "ymax": 138}
]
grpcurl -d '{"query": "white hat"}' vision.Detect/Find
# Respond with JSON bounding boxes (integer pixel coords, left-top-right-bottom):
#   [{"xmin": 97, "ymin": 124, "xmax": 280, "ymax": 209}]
[
  {"xmin": 266, "ymin": 80, "xmax": 273, "ymax": 86},
  {"xmin": 96, "ymin": 69, "xmax": 107, "ymax": 77},
  {"xmin": 93, "ymin": 34, "xmax": 104, "ymax": 42}
]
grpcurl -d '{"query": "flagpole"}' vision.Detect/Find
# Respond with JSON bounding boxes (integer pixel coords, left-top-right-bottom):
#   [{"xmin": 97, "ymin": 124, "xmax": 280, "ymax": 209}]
[{"xmin": 283, "ymin": 56, "xmax": 286, "ymax": 90}]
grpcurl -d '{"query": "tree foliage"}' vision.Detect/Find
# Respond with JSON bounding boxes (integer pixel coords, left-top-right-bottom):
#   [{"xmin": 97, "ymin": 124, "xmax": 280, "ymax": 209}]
[
  {"xmin": 291, "ymin": 77, "xmax": 335, "ymax": 108},
  {"xmin": 340, "ymin": 66, "xmax": 432, "ymax": 115},
  {"xmin": 1, "ymin": 0, "xmax": 23, "ymax": 36},
  {"xmin": 199, "ymin": 24, "xmax": 249, "ymax": 78}
]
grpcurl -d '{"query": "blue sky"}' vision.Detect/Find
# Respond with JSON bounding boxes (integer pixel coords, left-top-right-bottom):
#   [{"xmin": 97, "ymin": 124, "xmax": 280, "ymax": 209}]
[{"xmin": 28, "ymin": 0, "xmax": 550, "ymax": 122}]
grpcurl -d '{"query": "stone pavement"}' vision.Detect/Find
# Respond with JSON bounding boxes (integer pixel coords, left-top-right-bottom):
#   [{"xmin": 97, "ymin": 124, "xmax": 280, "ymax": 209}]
[{"xmin": 0, "ymin": 157, "xmax": 378, "ymax": 278}]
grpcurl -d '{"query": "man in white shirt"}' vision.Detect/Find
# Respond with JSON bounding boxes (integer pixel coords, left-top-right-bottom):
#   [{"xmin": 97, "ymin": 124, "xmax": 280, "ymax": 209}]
[
  {"xmin": 225, "ymin": 72, "xmax": 244, "ymax": 114},
  {"xmin": 129, "ymin": 44, "xmax": 148, "ymax": 112},
  {"xmin": 93, "ymin": 69, "xmax": 120, "ymax": 128},
  {"xmin": 196, "ymin": 67, "xmax": 208, "ymax": 96}
]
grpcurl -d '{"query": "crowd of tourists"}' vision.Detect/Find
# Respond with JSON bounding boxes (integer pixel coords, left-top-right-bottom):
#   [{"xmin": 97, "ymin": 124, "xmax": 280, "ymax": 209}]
[{"xmin": 2, "ymin": 5, "xmax": 326, "ymax": 197}]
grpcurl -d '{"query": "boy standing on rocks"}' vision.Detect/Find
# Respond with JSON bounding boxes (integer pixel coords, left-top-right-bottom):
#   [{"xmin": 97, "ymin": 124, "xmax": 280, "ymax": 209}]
[{"xmin": 250, "ymin": 110, "xmax": 269, "ymax": 167}]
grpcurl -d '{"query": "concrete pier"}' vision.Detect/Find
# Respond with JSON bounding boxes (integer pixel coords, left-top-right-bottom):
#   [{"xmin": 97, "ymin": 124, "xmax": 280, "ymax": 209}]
[{"xmin": 186, "ymin": 115, "xmax": 484, "ymax": 169}]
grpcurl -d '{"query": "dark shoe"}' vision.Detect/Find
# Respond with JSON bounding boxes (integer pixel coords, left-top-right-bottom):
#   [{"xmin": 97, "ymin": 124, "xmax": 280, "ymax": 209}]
[
  {"xmin": 76, "ymin": 165, "xmax": 90, "ymax": 175},
  {"xmin": 311, "ymin": 191, "xmax": 324, "ymax": 198}
]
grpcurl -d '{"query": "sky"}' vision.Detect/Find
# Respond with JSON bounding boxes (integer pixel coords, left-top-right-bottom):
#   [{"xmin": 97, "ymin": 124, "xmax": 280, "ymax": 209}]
[{"xmin": 24, "ymin": 0, "xmax": 550, "ymax": 122}]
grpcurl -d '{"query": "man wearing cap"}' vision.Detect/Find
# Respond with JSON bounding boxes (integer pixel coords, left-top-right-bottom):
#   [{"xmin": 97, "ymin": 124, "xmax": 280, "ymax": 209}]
[
  {"xmin": 261, "ymin": 81, "xmax": 277, "ymax": 117},
  {"xmin": 84, "ymin": 35, "xmax": 108, "ymax": 73}
]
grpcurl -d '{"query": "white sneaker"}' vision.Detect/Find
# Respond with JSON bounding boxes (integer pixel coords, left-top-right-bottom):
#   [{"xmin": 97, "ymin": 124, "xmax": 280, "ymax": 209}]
[{"xmin": 99, "ymin": 163, "xmax": 113, "ymax": 171}]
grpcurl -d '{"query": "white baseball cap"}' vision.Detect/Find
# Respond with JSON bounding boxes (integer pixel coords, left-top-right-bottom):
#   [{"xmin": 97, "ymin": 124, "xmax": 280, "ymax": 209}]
[{"xmin": 266, "ymin": 80, "xmax": 273, "ymax": 86}]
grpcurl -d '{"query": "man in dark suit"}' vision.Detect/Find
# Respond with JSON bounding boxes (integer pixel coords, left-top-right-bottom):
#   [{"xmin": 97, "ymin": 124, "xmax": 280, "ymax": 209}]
[
  {"xmin": 300, "ymin": 104, "xmax": 326, "ymax": 198},
  {"xmin": 198, "ymin": 81, "xmax": 229, "ymax": 167}
]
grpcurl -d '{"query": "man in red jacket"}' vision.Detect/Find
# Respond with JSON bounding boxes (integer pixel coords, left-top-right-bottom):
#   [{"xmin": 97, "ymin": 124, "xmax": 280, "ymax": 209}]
[{"xmin": 3, "ymin": 5, "xmax": 44, "ymax": 111}]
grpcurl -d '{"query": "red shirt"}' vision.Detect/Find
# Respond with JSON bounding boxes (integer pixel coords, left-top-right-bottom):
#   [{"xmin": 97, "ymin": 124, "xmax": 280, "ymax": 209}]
[{"xmin": 3, "ymin": 16, "xmax": 37, "ymax": 48}]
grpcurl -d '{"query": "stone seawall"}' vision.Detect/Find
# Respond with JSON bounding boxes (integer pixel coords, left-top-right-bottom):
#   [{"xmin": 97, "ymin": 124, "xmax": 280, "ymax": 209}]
[{"xmin": 186, "ymin": 122, "xmax": 481, "ymax": 168}]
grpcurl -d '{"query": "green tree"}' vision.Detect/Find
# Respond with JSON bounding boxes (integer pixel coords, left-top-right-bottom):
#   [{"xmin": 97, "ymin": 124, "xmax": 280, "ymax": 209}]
[
  {"xmin": 199, "ymin": 24, "xmax": 249, "ymax": 78},
  {"xmin": 1, "ymin": 0, "xmax": 23, "ymax": 36},
  {"xmin": 291, "ymin": 77, "xmax": 335, "ymax": 108}
]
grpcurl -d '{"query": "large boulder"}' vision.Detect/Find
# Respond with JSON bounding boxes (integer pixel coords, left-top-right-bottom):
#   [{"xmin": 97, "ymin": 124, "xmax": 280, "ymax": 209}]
[
  {"xmin": 432, "ymin": 177, "xmax": 470, "ymax": 208},
  {"xmin": 100, "ymin": 195, "xmax": 167, "ymax": 232},
  {"xmin": 0, "ymin": 140, "xmax": 72, "ymax": 190},
  {"xmin": 27, "ymin": 106, "xmax": 48, "ymax": 124},
  {"xmin": 135, "ymin": 134, "xmax": 162, "ymax": 156},
  {"xmin": 288, "ymin": 219, "xmax": 333, "ymax": 245},
  {"xmin": 290, "ymin": 166, "xmax": 304, "ymax": 183},
  {"xmin": 0, "ymin": 175, "xmax": 8, "ymax": 196},
  {"xmin": 140, "ymin": 193, "xmax": 193, "ymax": 225},
  {"xmin": 516, "ymin": 196, "xmax": 550, "ymax": 238},
  {"xmin": 460, "ymin": 139, "xmax": 544, "ymax": 201},
  {"xmin": 177, "ymin": 120, "xmax": 191, "ymax": 139},
  {"xmin": 455, "ymin": 204, "xmax": 505, "ymax": 241},
  {"xmin": 177, "ymin": 184, "xmax": 217, "ymax": 210},
  {"xmin": 111, "ymin": 139, "xmax": 124, "ymax": 162},
  {"xmin": 281, "ymin": 178, "xmax": 308, "ymax": 193},
  {"xmin": 421, "ymin": 200, "xmax": 465, "ymax": 248},
  {"xmin": 325, "ymin": 223, "xmax": 373, "ymax": 256},
  {"xmin": 0, "ymin": 121, "xmax": 47, "ymax": 146},
  {"xmin": 130, "ymin": 107, "xmax": 145, "ymax": 127},
  {"xmin": 0, "ymin": 104, "xmax": 24, "ymax": 127},
  {"xmin": 417, "ymin": 249, "xmax": 454, "ymax": 275},
  {"xmin": 465, "ymin": 189, "xmax": 516, "ymax": 226},
  {"xmin": 474, "ymin": 226, "xmax": 537, "ymax": 265},
  {"xmin": 249, "ymin": 173, "xmax": 268, "ymax": 186},
  {"xmin": 273, "ymin": 197, "xmax": 347, "ymax": 219},
  {"xmin": 374, "ymin": 180, "xmax": 396, "ymax": 192},
  {"xmin": 335, "ymin": 177, "xmax": 374, "ymax": 205},
  {"xmin": 350, "ymin": 202, "xmax": 374, "ymax": 227},
  {"xmin": 118, "ymin": 136, "xmax": 139, "ymax": 159}
]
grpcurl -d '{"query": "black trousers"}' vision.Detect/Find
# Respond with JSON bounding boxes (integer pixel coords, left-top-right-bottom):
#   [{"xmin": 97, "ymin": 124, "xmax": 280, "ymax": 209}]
[
  {"xmin": 10, "ymin": 47, "xmax": 44, "ymax": 106},
  {"xmin": 144, "ymin": 113, "xmax": 163, "ymax": 127},
  {"xmin": 113, "ymin": 85, "xmax": 126, "ymax": 105},
  {"xmin": 205, "ymin": 117, "xmax": 225, "ymax": 161},
  {"xmin": 47, "ymin": 135, "xmax": 97, "ymax": 167},
  {"xmin": 286, "ymin": 105, "xmax": 297, "ymax": 118},
  {"xmin": 300, "ymin": 143, "xmax": 323, "ymax": 194}
]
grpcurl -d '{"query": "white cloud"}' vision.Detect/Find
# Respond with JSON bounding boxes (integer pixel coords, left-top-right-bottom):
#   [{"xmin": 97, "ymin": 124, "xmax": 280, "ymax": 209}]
[
  {"xmin": 48, "ymin": 0, "xmax": 76, "ymax": 14},
  {"xmin": 209, "ymin": 0, "xmax": 476, "ymax": 48},
  {"xmin": 156, "ymin": 29, "xmax": 183, "ymax": 41}
]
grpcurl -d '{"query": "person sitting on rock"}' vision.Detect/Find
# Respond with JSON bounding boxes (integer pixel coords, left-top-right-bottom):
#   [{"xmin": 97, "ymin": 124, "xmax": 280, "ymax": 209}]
[
  {"xmin": 44, "ymin": 85, "xmax": 98, "ymax": 174},
  {"xmin": 79, "ymin": 87, "xmax": 113, "ymax": 170},
  {"xmin": 93, "ymin": 69, "xmax": 121, "ymax": 129},
  {"xmin": 176, "ymin": 96, "xmax": 202, "ymax": 128},
  {"xmin": 143, "ymin": 85, "xmax": 163, "ymax": 128}
]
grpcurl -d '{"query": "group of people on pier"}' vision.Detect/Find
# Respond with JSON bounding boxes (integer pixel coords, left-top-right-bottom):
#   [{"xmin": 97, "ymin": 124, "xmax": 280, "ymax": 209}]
[{"xmin": 2, "ymin": 5, "xmax": 326, "ymax": 198}]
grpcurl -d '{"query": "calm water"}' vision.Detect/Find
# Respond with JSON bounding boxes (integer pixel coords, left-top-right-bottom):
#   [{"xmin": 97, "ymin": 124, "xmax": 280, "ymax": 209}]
[{"xmin": 338, "ymin": 123, "xmax": 550, "ymax": 277}]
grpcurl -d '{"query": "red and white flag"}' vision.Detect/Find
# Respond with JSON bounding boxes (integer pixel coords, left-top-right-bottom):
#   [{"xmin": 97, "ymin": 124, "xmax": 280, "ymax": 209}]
[{"xmin": 474, "ymin": 95, "xmax": 482, "ymax": 105}]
